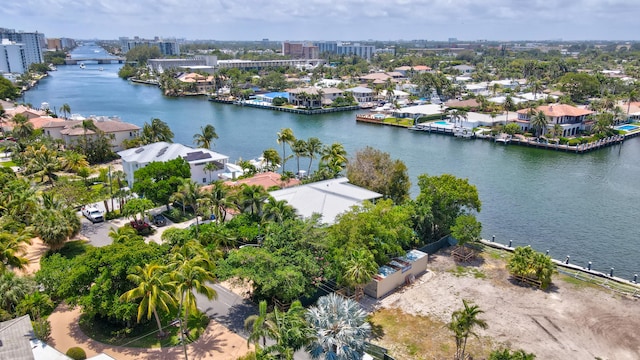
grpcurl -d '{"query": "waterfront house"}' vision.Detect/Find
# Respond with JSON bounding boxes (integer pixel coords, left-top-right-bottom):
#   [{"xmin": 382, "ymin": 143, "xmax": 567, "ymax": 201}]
[
  {"xmin": 177, "ymin": 72, "xmax": 216, "ymax": 93},
  {"xmin": 287, "ymin": 87, "xmax": 344, "ymax": 108},
  {"xmin": 118, "ymin": 141, "xmax": 229, "ymax": 186},
  {"xmin": 269, "ymin": 177, "xmax": 382, "ymax": 224},
  {"xmin": 41, "ymin": 116, "xmax": 140, "ymax": 151},
  {"xmin": 516, "ymin": 104, "xmax": 593, "ymax": 137},
  {"xmin": 380, "ymin": 89, "xmax": 410, "ymax": 103},
  {"xmin": 4, "ymin": 105, "xmax": 47, "ymax": 120},
  {"xmin": 345, "ymin": 86, "xmax": 374, "ymax": 105}
]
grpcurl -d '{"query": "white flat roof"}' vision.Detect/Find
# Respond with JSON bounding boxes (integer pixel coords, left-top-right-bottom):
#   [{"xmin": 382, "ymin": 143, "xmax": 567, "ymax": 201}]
[
  {"xmin": 396, "ymin": 104, "xmax": 446, "ymax": 115},
  {"xmin": 270, "ymin": 177, "xmax": 382, "ymax": 224}
]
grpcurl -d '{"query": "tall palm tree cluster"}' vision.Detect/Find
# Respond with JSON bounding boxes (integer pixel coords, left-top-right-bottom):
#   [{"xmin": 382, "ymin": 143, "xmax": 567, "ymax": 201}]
[
  {"xmin": 245, "ymin": 293, "xmax": 372, "ymax": 360},
  {"xmin": 120, "ymin": 240, "xmax": 217, "ymax": 341},
  {"xmin": 265, "ymin": 128, "xmax": 347, "ymax": 181},
  {"xmin": 168, "ymin": 177, "xmax": 295, "ymax": 227}
]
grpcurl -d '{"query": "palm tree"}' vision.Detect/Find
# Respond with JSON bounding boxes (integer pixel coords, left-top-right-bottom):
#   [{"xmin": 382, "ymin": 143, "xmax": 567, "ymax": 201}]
[
  {"xmin": 120, "ymin": 264, "xmax": 176, "ymax": 337},
  {"xmin": 193, "ymin": 124, "xmax": 218, "ymax": 149},
  {"xmin": 108, "ymin": 226, "xmax": 141, "ymax": 243},
  {"xmin": 450, "ymin": 109, "xmax": 468, "ymax": 127},
  {"xmin": 262, "ymin": 148, "xmax": 281, "ymax": 172},
  {"xmin": 0, "ymin": 229, "xmax": 32, "ymax": 273},
  {"xmin": 340, "ymin": 249, "xmax": 377, "ymax": 300},
  {"xmin": 306, "ymin": 137, "xmax": 323, "ymax": 175},
  {"xmin": 170, "ymin": 179, "xmax": 203, "ymax": 217},
  {"xmin": 11, "ymin": 114, "xmax": 34, "ymax": 141},
  {"xmin": 320, "ymin": 143, "xmax": 348, "ymax": 178},
  {"xmin": 60, "ymin": 150, "xmax": 89, "ymax": 173},
  {"xmin": 170, "ymin": 248, "xmax": 217, "ymax": 336},
  {"xmin": 245, "ymin": 300, "xmax": 276, "ymax": 349},
  {"xmin": 503, "ymin": 95, "xmax": 515, "ymax": 122},
  {"xmin": 203, "ymin": 162, "xmax": 218, "ymax": 183},
  {"xmin": 0, "ymin": 272, "xmax": 35, "ymax": 314},
  {"xmin": 306, "ymin": 293, "xmax": 371, "ymax": 360},
  {"xmin": 32, "ymin": 206, "xmax": 81, "ymax": 251},
  {"xmin": 277, "ymin": 128, "xmax": 296, "ymax": 174},
  {"xmin": 553, "ymin": 123, "xmax": 563, "ymax": 139},
  {"xmin": 530, "ymin": 110, "xmax": 549, "ymax": 137},
  {"xmin": 201, "ymin": 181, "xmax": 230, "ymax": 223},
  {"xmin": 291, "ymin": 139, "xmax": 307, "ymax": 175},
  {"xmin": 73, "ymin": 119, "xmax": 98, "ymax": 153},
  {"xmin": 626, "ymin": 88, "xmax": 639, "ymax": 116},
  {"xmin": 265, "ymin": 300, "xmax": 314, "ymax": 358},
  {"xmin": 449, "ymin": 299, "xmax": 488, "ymax": 360},
  {"xmin": 25, "ymin": 145, "xmax": 61, "ymax": 184},
  {"xmin": 237, "ymin": 184, "xmax": 268, "ymax": 218},
  {"xmin": 60, "ymin": 103, "xmax": 71, "ymax": 119},
  {"xmin": 142, "ymin": 118, "xmax": 174, "ymax": 144},
  {"xmin": 262, "ymin": 197, "xmax": 296, "ymax": 224}
]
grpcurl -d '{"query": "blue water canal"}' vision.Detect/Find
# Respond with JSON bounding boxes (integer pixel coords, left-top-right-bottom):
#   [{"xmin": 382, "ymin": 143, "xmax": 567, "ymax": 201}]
[{"xmin": 24, "ymin": 45, "xmax": 640, "ymax": 279}]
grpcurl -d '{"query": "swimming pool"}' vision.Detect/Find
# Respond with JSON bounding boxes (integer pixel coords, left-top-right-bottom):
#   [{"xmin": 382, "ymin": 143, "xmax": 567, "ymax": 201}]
[
  {"xmin": 434, "ymin": 121, "xmax": 450, "ymax": 125},
  {"xmin": 617, "ymin": 125, "xmax": 639, "ymax": 131}
]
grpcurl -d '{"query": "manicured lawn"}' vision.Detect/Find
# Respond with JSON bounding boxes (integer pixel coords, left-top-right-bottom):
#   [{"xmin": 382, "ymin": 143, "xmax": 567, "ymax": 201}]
[
  {"xmin": 369, "ymin": 308, "xmax": 494, "ymax": 360},
  {"xmin": 382, "ymin": 118, "xmax": 413, "ymax": 127},
  {"xmin": 1, "ymin": 160, "xmax": 16, "ymax": 167}
]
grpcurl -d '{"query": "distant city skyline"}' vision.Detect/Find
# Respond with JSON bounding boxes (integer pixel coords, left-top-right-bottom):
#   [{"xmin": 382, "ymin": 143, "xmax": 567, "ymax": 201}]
[{"xmin": 2, "ymin": 0, "xmax": 638, "ymax": 42}]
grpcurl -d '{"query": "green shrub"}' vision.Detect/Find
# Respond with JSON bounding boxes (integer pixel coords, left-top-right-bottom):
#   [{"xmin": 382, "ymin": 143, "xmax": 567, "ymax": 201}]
[
  {"xmin": 567, "ymin": 138, "xmax": 581, "ymax": 146},
  {"xmin": 105, "ymin": 209, "xmax": 121, "ymax": 220},
  {"xmin": 558, "ymin": 137, "xmax": 568, "ymax": 144},
  {"xmin": 66, "ymin": 347, "xmax": 87, "ymax": 360},
  {"xmin": 32, "ymin": 319, "xmax": 51, "ymax": 342}
]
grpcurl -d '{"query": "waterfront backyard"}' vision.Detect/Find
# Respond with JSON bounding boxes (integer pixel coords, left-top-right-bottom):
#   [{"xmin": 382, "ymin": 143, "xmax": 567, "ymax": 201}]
[{"xmin": 368, "ymin": 247, "xmax": 640, "ymax": 360}]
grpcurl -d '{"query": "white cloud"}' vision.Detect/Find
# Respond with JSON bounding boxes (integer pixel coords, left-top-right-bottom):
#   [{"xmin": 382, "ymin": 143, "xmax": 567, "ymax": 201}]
[{"xmin": 1, "ymin": 0, "xmax": 638, "ymax": 40}]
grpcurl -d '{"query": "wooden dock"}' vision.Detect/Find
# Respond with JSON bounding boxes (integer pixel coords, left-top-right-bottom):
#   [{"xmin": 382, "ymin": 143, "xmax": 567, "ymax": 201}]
[{"xmin": 209, "ymin": 98, "xmax": 359, "ymax": 115}]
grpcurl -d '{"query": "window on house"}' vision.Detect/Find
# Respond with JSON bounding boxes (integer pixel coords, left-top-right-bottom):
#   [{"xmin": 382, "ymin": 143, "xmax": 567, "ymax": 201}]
[{"xmin": 203, "ymin": 178, "xmax": 206, "ymax": 183}]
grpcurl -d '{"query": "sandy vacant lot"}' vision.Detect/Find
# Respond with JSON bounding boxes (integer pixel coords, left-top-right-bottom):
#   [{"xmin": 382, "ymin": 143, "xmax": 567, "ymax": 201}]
[{"xmin": 374, "ymin": 248, "xmax": 640, "ymax": 360}]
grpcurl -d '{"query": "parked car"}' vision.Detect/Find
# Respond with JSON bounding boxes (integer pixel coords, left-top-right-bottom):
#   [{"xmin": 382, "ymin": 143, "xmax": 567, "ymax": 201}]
[
  {"xmin": 130, "ymin": 219, "xmax": 151, "ymax": 234},
  {"xmin": 153, "ymin": 214, "xmax": 167, "ymax": 227},
  {"xmin": 82, "ymin": 205, "xmax": 104, "ymax": 223}
]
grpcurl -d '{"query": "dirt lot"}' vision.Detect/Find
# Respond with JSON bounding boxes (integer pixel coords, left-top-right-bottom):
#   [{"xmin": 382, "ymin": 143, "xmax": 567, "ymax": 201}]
[{"xmin": 371, "ymin": 248, "xmax": 640, "ymax": 360}]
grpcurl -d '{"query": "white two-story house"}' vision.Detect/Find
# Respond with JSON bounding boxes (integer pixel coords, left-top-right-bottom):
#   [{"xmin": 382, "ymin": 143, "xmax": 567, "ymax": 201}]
[{"xmin": 118, "ymin": 141, "xmax": 229, "ymax": 187}]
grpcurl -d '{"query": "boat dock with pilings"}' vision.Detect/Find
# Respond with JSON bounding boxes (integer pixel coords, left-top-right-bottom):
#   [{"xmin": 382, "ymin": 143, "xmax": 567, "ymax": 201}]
[
  {"xmin": 209, "ymin": 98, "xmax": 359, "ymax": 115},
  {"xmin": 407, "ymin": 120, "xmax": 630, "ymax": 153}
]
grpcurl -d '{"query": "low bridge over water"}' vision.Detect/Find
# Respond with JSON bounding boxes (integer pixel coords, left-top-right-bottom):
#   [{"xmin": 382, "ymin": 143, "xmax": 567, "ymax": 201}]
[{"xmin": 65, "ymin": 57, "xmax": 126, "ymax": 65}]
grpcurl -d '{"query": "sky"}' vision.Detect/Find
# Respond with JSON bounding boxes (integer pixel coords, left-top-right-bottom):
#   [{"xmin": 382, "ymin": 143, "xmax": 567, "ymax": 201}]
[{"xmin": 2, "ymin": 0, "xmax": 638, "ymax": 42}]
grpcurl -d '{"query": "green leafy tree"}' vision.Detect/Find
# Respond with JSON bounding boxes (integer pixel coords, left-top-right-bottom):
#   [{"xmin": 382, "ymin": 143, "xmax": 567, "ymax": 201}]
[
  {"xmin": 262, "ymin": 148, "xmax": 281, "ymax": 172},
  {"xmin": 306, "ymin": 293, "xmax": 371, "ymax": 360},
  {"xmin": 262, "ymin": 197, "xmax": 297, "ymax": 224},
  {"xmin": 449, "ymin": 299, "xmax": 488, "ymax": 360},
  {"xmin": 121, "ymin": 197, "xmax": 155, "ymax": 221},
  {"xmin": 193, "ymin": 124, "xmax": 218, "ymax": 149},
  {"xmin": 0, "ymin": 76, "xmax": 19, "ymax": 100},
  {"xmin": 413, "ymin": 174, "xmax": 481, "ymax": 242},
  {"xmin": 330, "ymin": 199, "xmax": 416, "ymax": 265},
  {"xmin": 237, "ymin": 184, "xmax": 269, "ymax": 218},
  {"xmin": 132, "ymin": 158, "xmax": 191, "ymax": 207},
  {"xmin": 264, "ymin": 300, "xmax": 313, "ymax": 359},
  {"xmin": 346, "ymin": 146, "xmax": 410, "ymax": 204},
  {"xmin": 120, "ymin": 264, "xmax": 176, "ymax": 337},
  {"xmin": 557, "ymin": 73, "xmax": 600, "ymax": 103},
  {"xmin": 450, "ymin": 214, "xmax": 482, "ymax": 247}
]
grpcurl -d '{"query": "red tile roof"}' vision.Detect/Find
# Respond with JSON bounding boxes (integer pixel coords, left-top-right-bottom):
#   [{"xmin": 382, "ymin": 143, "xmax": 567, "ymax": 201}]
[
  {"xmin": 220, "ymin": 171, "xmax": 300, "ymax": 191},
  {"xmin": 517, "ymin": 104, "xmax": 592, "ymax": 117}
]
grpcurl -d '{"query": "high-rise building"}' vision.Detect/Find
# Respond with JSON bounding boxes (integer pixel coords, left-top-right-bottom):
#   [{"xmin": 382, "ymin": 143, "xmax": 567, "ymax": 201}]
[
  {"xmin": 0, "ymin": 39, "xmax": 27, "ymax": 74},
  {"xmin": 0, "ymin": 28, "xmax": 45, "ymax": 67},
  {"xmin": 119, "ymin": 37, "xmax": 180, "ymax": 56},
  {"xmin": 313, "ymin": 41, "xmax": 376, "ymax": 60},
  {"xmin": 282, "ymin": 41, "xmax": 318, "ymax": 59},
  {"xmin": 46, "ymin": 37, "xmax": 76, "ymax": 50}
]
